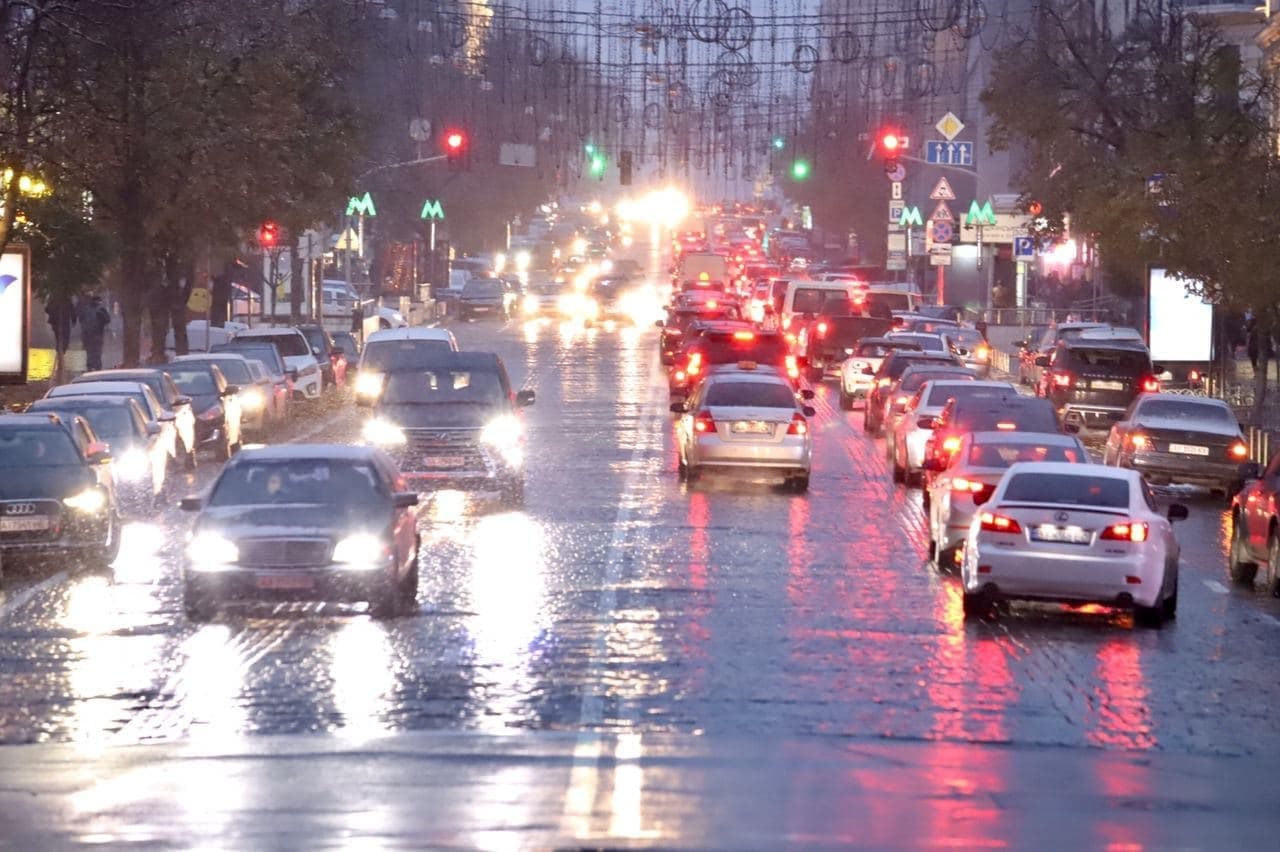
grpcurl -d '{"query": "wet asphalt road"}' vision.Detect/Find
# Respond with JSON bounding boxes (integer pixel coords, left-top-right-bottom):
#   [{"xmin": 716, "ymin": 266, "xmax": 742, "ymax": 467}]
[{"xmin": 3, "ymin": 314, "xmax": 1280, "ymax": 846}]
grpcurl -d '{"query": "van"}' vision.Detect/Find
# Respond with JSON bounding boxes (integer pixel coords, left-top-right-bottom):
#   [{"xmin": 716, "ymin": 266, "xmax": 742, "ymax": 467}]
[
  {"xmin": 780, "ymin": 279, "xmax": 862, "ymax": 330},
  {"xmin": 321, "ymin": 280, "xmax": 361, "ymax": 318}
]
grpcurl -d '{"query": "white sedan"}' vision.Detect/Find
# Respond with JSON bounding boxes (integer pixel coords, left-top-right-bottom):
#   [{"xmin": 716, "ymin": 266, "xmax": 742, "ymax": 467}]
[{"xmin": 960, "ymin": 462, "xmax": 1187, "ymax": 627}]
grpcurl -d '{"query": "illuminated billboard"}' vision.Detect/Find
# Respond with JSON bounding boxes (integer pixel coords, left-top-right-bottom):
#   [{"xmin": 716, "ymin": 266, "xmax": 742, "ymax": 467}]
[
  {"xmin": 1148, "ymin": 267, "xmax": 1212, "ymax": 363},
  {"xmin": 0, "ymin": 244, "xmax": 30, "ymax": 384}
]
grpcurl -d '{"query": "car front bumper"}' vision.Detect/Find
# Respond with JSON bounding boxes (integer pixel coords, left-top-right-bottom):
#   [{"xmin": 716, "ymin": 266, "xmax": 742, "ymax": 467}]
[{"xmin": 184, "ymin": 565, "xmax": 399, "ymax": 605}]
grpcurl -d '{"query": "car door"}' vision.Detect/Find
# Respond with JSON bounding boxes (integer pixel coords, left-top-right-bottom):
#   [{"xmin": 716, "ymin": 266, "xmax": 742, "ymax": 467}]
[{"xmin": 1248, "ymin": 453, "xmax": 1280, "ymax": 553}]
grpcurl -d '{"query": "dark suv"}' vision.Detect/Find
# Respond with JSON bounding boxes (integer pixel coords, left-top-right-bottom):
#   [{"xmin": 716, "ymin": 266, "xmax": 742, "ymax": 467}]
[
  {"xmin": 865, "ymin": 351, "xmax": 964, "ymax": 435},
  {"xmin": 1037, "ymin": 340, "xmax": 1157, "ymax": 431}
]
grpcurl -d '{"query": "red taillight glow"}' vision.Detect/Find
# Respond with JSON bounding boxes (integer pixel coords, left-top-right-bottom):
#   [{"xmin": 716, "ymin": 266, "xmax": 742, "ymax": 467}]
[
  {"xmin": 942, "ymin": 435, "xmax": 963, "ymax": 454},
  {"xmin": 979, "ymin": 512, "xmax": 1023, "ymax": 534},
  {"xmin": 787, "ymin": 413, "xmax": 808, "ymax": 435},
  {"xmin": 1231, "ymin": 442, "xmax": 1249, "ymax": 459},
  {"xmin": 1189, "ymin": 369, "xmax": 1201, "ymax": 383},
  {"xmin": 733, "ymin": 330, "xmax": 755, "ymax": 342},
  {"xmin": 687, "ymin": 352, "xmax": 703, "ymax": 376},
  {"xmin": 785, "ymin": 355, "xmax": 799, "ymax": 379},
  {"xmin": 693, "ymin": 411, "xmax": 716, "ymax": 433},
  {"xmin": 952, "ymin": 477, "xmax": 984, "ymax": 493},
  {"xmin": 1053, "ymin": 372, "xmax": 1073, "ymax": 388},
  {"xmin": 1101, "ymin": 521, "xmax": 1148, "ymax": 543},
  {"xmin": 1141, "ymin": 376, "xmax": 1160, "ymax": 393},
  {"xmin": 996, "ymin": 422, "xmax": 1016, "ymax": 431},
  {"xmin": 816, "ymin": 322, "xmax": 829, "ymax": 336}
]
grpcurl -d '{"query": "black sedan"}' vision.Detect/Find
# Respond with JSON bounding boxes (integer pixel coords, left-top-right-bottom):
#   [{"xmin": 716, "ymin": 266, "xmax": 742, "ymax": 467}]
[
  {"xmin": 456, "ymin": 278, "xmax": 511, "ymax": 320},
  {"xmin": 179, "ymin": 445, "xmax": 421, "ymax": 620},
  {"xmin": 0, "ymin": 413, "xmax": 120, "ymax": 570},
  {"xmin": 1104, "ymin": 394, "xmax": 1250, "ymax": 497}
]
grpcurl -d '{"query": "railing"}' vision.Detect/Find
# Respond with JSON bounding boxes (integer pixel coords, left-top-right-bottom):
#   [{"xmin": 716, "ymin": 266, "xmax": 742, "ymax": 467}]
[{"xmin": 969, "ymin": 306, "xmax": 1121, "ymax": 327}]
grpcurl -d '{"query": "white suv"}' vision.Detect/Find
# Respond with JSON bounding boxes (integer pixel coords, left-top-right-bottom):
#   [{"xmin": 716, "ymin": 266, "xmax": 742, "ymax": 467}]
[{"xmin": 231, "ymin": 327, "xmax": 323, "ymax": 399}]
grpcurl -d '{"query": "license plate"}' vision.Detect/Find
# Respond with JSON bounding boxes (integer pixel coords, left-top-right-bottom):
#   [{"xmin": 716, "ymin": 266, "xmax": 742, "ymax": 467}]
[
  {"xmin": 1030, "ymin": 525, "xmax": 1091, "ymax": 544},
  {"xmin": 424, "ymin": 455, "xmax": 466, "ymax": 468},
  {"xmin": 1091, "ymin": 380, "xmax": 1124, "ymax": 391},
  {"xmin": 0, "ymin": 516, "xmax": 50, "ymax": 532},
  {"xmin": 472, "ymin": 306, "xmax": 490, "ymax": 312},
  {"xmin": 732, "ymin": 421, "xmax": 773, "ymax": 434},
  {"xmin": 1169, "ymin": 443, "xmax": 1209, "ymax": 456},
  {"xmin": 255, "ymin": 575, "xmax": 314, "ymax": 590}
]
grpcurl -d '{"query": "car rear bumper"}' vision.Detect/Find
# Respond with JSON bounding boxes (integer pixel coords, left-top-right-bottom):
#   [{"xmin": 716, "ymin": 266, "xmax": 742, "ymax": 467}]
[
  {"xmin": 964, "ymin": 545, "xmax": 1163, "ymax": 608},
  {"xmin": 1122, "ymin": 452, "xmax": 1245, "ymax": 487},
  {"xmin": 690, "ymin": 438, "xmax": 810, "ymax": 471}
]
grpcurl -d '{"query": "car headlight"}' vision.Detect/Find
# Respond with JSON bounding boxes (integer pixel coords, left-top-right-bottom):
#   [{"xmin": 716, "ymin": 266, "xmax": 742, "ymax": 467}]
[
  {"xmin": 354, "ymin": 371, "xmax": 385, "ymax": 399},
  {"xmin": 114, "ymin": 449, "xmax": 150, "ymax": 482},
  {"xmin": 481, "ymin": 414, "xmax": 524, "ymax": 466},
  {"xmin": 362, "ymin": 417, "xmax": 406, "ymax": 446},
  {"xmin": 63, "ymin": 487, "xmax": 107, "ymax": 513},
  {"xmin": 240, "ymin": 387, "xmax": 266, "ymax": 412},
  {"xmin": 332, "ymin": 532, "xmax": 390, "ymax": 569},
  {"xmin": 187, "ymin": 531, "xmax": 240, "ymax": 570}
]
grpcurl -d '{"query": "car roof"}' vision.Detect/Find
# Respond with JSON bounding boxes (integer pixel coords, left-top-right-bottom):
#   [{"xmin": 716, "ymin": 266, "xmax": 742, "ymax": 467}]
[
  {"xmin": 50, "ymin": 380, "xmax": 147, "ymax": 394},
  {"xmin": 705, "ymin": 364, "xmax": 789, "ymax": 381},
  {"xmin": 382, "ymin": 350, "xmax": 502, "ymax": 372},
  {"xmin": 174, "ymin": 353, "xmax": 248, "ymax": 362},
  {"xmin": 1138, "ymin": 392, "xmax": 1230, "ymax": 409},
  {"xmin": 1063, "ymin": 338, "xmax": 1149, "ymax": 352},
  {"xmin": 1003, "ymin": 460, "xmax": 1134, "ymax": 481},
  {"xmin": 367, "ymin": 327, "xmax": 457, "ymax": 344},
  {"xmin": 75, "ymin": 369, "xmax": 164, "ymax": 382},
  {"xmin": 923, "ymin": 379, "xmax": 1009, "ymax": 390},
  {"xmin": 859, "ymin": 337, "xmax": 920, "ymax": 347},
  {"xmin": 30, "ymin": 394, "xmax": 136, "ymax": 408},
  {"xmin": 232, "ymin": 444, "xmax": 381, "ymax": 463},
  {"xmin": 234, "ymin": 327, "xmax": 305, "ymax": 338},
  {"xmin": 2, "ymin": 412, "xmax": 70, "ymax": 426}
]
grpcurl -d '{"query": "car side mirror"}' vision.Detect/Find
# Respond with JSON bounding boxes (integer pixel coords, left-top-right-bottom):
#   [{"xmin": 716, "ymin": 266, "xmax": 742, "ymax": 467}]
[
  {"xmin": 174, "ymin": 395, "xmax": 192, "ymax": 406},
  {"xmin": 178, "ymin": 496, "xmax": 203, "ymax": 512},
  {"xmin": 1240, "ymin": 461, "xmax": 1262, "ymax": 481},
  {"xmin": 516, "ymin": 389, "xmax": 536, "ymax": 407},
  {"xmin": 1034, "ymin": 356, "xmax": 1050, "ymax": 367},
  {"xmin": 917, "ymin": 416, "xmax": 937, "ymax": 430},
  {"xmin": 654, "ymin": 319, "xmax": 665, "ymax": 328},
  {"xmin": 222, "ymin": 385, "xmax": 240, "ymax": 396},
  {"xmin": 158, "ymin": 411, "xmax": 176, "ymax": 422},
  {"xmin": 312, "ymin": 346, "xmax": 323, "ymax": 356},
  {"xmin": 1167, "ymin": 503, "xmax": 1189, "ymax": 522},
  {"xmin": 393, "ymin": 491, "xmax": 420, "ymax": 509},
  {"xmin": 802, "ymin": 405, "xmax": 816, "ymax": 418},
  {"xmin": 670, "ymin": 401, "xmax": 688, "ymax": 414},
  {"xmin": 145, "ymin": 421, "xmax": 162, "ymax": 436},
  {"xmin": 800, "ymin": 389, "xmax": 815, "ymax": 400},
  {"xmin": 923, "ymin": 457, "xmax": 946, "ymax": 472}
]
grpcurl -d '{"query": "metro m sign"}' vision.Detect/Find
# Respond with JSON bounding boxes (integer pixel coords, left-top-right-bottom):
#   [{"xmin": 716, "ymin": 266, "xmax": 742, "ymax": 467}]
[
  {"xmin": 346, "ymin": 192, "xmax": 377, "ymax": 217},
  {"xmin": 420, "ymin": 199, "xmax": 445, "ymax": 220}
]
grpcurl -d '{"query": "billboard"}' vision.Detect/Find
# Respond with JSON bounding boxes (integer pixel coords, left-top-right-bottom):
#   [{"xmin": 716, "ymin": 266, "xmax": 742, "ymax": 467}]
[
  {"xmin": 1148, "ymin": 267, "xmax": 1212, "ymax": 363},
  {"xmin": 0, "ymin": 244, "xmax": 30, "ymax": 384}
]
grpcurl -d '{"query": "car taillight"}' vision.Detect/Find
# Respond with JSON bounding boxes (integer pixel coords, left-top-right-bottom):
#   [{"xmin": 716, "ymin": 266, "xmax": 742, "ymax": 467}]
[
  {"xmin": 1101, "ymin": 521, "xmax": 1148, "ymax": 543},
  {"xmin": 687, "ymin": 352, "xmax": 703, "ymax": 375},
  {"xmin": 877, "ymin": 377, "xmax": 891, "ymax": 387},
  {"xmin": 953, "ymin": 477, "xmax": 984, "ymax": 493},
  {"xmin": 785, "ymin": 355, "xmax": 799, "ymax": 379},
  {"xmin": 1230, "ymin": 441, "xmax": 1248, "ymax": 459},
  {"xmin": 693, "ymin": 411, "xmax": 716, "ymax": 433},
  {"xmin": 816, "ymin": 321, "xmax": 828, "ymax": 337},
  {"xmin": 1128, "ymin": 432, "xmax": 1149, "ymax": 450},
  {"xmin": 979, "ymin": 512, "xmax": 1023, "ymax": 534},
  {"xmin": 974, "ymin": 343, "xmax": 991, "ymax": 360},
  {"xmin": 782, "ymin": 316, "xmax": 792, "ymax": 330},
  {"xmin": 995, "ymin": 422, "xmax": 1016, "ymax": 431},
  {"xmin": 733, "ymin": 330, "xmax": 755, "ymax": 342},
  {"xmin": 1141, "ymin": 375, "xmax": 1160, "ymax": 393},
  {"xmin": 787, "ymin": 413, "xmax": 808, "ymax": 435},
  {"xmin": 941, "ymin": 435, "xmax": 963, "ymax": 454},
  {"xmin": 1052, "ymin": 372, "xmax": 1073, "ymax": 388},
  {"xmin": 1188, "ymin": 369, "xmax": 1201, "ymax": 384}
]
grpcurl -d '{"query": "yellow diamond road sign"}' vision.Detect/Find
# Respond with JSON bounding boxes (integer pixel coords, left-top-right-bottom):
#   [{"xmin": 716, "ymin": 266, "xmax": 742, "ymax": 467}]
[{"xmin": 935, "ymin": 112, "xmax": 964, "ymax": 142}]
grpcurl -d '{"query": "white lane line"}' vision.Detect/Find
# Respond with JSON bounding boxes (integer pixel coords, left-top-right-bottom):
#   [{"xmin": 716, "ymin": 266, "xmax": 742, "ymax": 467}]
[
  {"xmin": 0, "ymin": 570, "xmax": 69, "ymax": 621},
  {"xmin": 1203, "ymin": 579, "xmax": 1230, "ymax": 595}
]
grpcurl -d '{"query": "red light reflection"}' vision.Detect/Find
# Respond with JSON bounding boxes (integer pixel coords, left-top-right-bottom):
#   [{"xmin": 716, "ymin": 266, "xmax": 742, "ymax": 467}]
[{"xmin": 1086, "ymin": 640, "xmax": 1155, "ymax": 751}]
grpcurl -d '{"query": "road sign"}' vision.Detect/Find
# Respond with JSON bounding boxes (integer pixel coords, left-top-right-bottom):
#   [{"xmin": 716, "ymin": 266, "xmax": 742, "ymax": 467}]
[
  {"xmin": 929, "ymin": 177, "xmax": 956, "ymax": 201},
  {"xmin": 345, "ymin": 192, "xmax": 377, "ymax": 217},
  {"xmin": 887, "ymin": 232, "xmax": 907, "ymax": 271},
  {"xmin": 960, "ymin": 212, "xmax": 1030, "ymax": 244},
  {"xmin": 334, "ymin": 227, "xmax": 361, "ymax": 252},
  {"xmin": 1014, "ymin": 236, "xmax": 1035, "ymax": 260},
  {"xmin": 924, "ymin": 141, "xmax": 973, "ymax": 166},
  {"xmin": 886, "ymin": 163, "xmax": 906, "ymax": 182},
  {"xmin": 930, "ymin": 244, "xmax": 953, "ymax": 266},
  {"xmin": 932, "ymin": 221, "xmax": 954, "ymax": 243},
  {"xmin": 898, "ymin": 205, "xmax": 923, "ymax": 227},
  {"xmin": 420, "ymin": 198, "xmax": 445, "ymax": 220},
  {"xmin": 931, "ymin": 201, "xmax": 955, "ymax": 222},
  {"xmin": 889, "ymin": 200, "xmax": 905, "ymax": 225},
  {"xmin": 935, "ymin": 112, "xmax": 965, "ymax": 142},
  {"xmin": 963, "ymin": 199, "xmax": 998, "ymax": 227},
  {"xmin": 890, "ymin": 181, "xmax": 903, "ymax": 200},
  {"xmin": 187, "ymin": 287, "xmax": 211, "ymax": 313}
]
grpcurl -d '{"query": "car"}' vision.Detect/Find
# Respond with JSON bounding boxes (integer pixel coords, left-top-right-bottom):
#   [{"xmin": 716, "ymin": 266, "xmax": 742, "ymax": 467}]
[
  {"xmin": 456, "ymin": 277, "xmax": 511, "ymax": 320},
  {"xmin": 73, "ymin": 368, "xmax": 197, "ymax": 470},
  {"xmin": 879, "ymin": 365, "xmax": 978, "ymax": 445},
  {"xmin": 1017, "ymin": 321, "xmax": 1109, "ymax": 388},
  {"xmin": 178, "ymin": 445, "xmax": 421, "ymax": 620},
  {"xmin": 0, "ymin": 413, "xmax": 120, "ymax": 569},
  {"xmin": 231, "ymin": 327, "xmax": 323, "ymax": 400},
  {"xmin": 1104, "ymin": 394, "xmax": 1250, "ymax": 497},
  {"xmin": 27, "ymin": 395, "xmax": 169, "ymax": 511},
  {"xmin": 1037, "ymin": 339, "xmax": 1158, "ymax": 431},
  {"xmin": 925, "ymin": 431, "xmax": 1089, "ymax": 567},
  {"xmin": 669, "ymin": 327, "xmax": 797, "ymax": 398},
  {"xmin": 211, "ymin": 341, "xmax": 292, "ymax": 422},
  {"xmin": 354, "ymin": 326, "xmax": 460, "ymax": 403},
  {"xmin": 296, "ymin": 325, "xmax": 347, "ymax": 391},
  {"xmin": 797, "ymin": 315, "xmax": 894, "ymax": 381},
  {"xmin": 838, "ymin": 337, "xmax": 924, "ymax": 410},
  {"xmin": 890, "ymin": 380, "xmax": 1014, "ymax": 485},
  {"xmin": 926, "ymin": 394, "xmax": 1064, "ymax": 479},
  {"xmin": 173, "ymin": 353, "xmax": 272, "ymax": 437},
  {"xmin": 46, "ymin": 381, "xmax": 178, "ymax": 468},
  {"xmin": 960, "ymin": 462, "xmax": 1186, "ymax": 626},
  {"xmin": 1228, "ymin": 454, "xmax": 1280, "ymax": 595},
  {"xmin": 670, "ymin": 363, "xmax": 815, "ymax": 491},
  {"xmin": 163, "ymin": 360, "xmax": 244, "ymax": 460},
  {"xmin": 884, "ymin": 331, "xmax": 949, "ymax": 353},
  {"xmin": 657, "ymin": 303, "xmax": 744, "ymax": 366},
  {"xmin": 865, "ymin": 351, "xmax": 964, "ymax": 435},
  {"xmin": 357, "ymin": 351, "xmax": 534, "ymax": 503},
  {"xmin": 331, "ymin": 331, "xmax": 361, "ymax": 363},
  {"xmin": 243, "ymin": 358, "xmax": 289, "ymax": 426},
  {"xmin": 521, "ymin": 280, "xmax": 568, "ymax": 317},
  {"xmin": 942, "ymin": 327, "xmax": 992, "ymax": 377}
]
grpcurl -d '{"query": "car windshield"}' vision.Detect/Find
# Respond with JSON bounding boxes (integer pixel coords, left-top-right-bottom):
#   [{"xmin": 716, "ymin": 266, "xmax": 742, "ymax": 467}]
[
  {"xmin": 704, "ymin": 381, "xmax": 796, "ymax": 408},
  {"xmin": 298, "ymin": 329, "xmax": 327, "ymax": 351},
  {"xmin": 1003, "ymin": 472, "xmax": 1129, "ymax": 508},
  {"xmin": 900, "ymin": 371, "xmax": 971, "ymax": 393},
  {"xmin": 204, "ymin": 359, "xmax": 252, "ymax": 384},
  {"xmin": 924, "ymin": 383, "xmax": 1003, "ymax": 407},
  {"xmin": 892, "ymin": 334, "xmax": 944, "ymax": 351},
  {"xmin": 885, "ymin": 355, "xmax": 955, "ymax": 380},
  {"xmin": 464, "ymin": 279, "xmax": 503, "ymax": 297},
  {"xmin": 240, "ymin": 333, "xmax": 309, "ymax": 357},
  {"xmin": 362, "ymin": 340, "xmax": 455, "ymax": 371},
  {"xmin": 216, "ymin": 345, "xmax": 284, "ymax": 374},
  {"xmin": 1138, "ymin": 399, "xmax": 1235, "ymax": 424},
  {"xmin": 381, "ymin": 368, "xmax": 506, "ymax": 406},
  {"xmin": 0, "ymin": 427, "xmax": 80, "ymax": 466},
  {"xmin": 948, "ymin": 329, "xmax": 984, "ymax": 348},
  {"xmin": 50, "ymin": 406, "xmax": 138, "ymax": 441},
  {"xmin": 167, "ymin": 367, "xmax": 217, "ymax": 395},
  {"xmin": 210, "ymin": 459, "xmax": 385, "ymax": 507},
  {"xmin": 969, "ymin": 442, "xmax": 1084, "ymax": 467},
  {"xmin": 1067, "ymin": 347, "xmax": 1149, "ymax": 371}
]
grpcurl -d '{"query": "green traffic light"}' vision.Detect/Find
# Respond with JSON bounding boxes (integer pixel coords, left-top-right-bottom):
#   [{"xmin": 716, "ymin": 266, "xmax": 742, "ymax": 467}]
[
  {"xmin": 791, "ymin": 159, "xmax": 811, "ymax": 180},
  {"xmin": 772, "ymin": 136, "xmax": 785, "ymax": 150},
  {"xmin": 589, "ymin": 154, "xmax": 606, "ymax": 176},
  {"xmin": 584, "ymin": 143, "xmax": 596, "ymax": 155}
]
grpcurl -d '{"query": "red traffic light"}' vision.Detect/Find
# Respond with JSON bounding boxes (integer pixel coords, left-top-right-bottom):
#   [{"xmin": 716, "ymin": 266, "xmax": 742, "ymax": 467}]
[
  {"xmin": 882, "ymin": 133, "xmax": 901, "ymax": 152},
  {"xmin": 444, "ymin": 130, "xmax": 466, "ymax": 152},
  {"xmin": 257, "ymin": 220, "xmax": 280, "ymax": 249}
]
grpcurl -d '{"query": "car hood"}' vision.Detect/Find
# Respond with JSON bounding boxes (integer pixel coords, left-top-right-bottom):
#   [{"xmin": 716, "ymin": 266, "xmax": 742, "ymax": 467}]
[
  {"xmin": 375, "ymin": 403, "xmax": 500, "ymax": 429},
  {"xmin": 0, "ymin": 465, "xmax": 97, "ymax": 500},
  {"xmin": 198, "ymin": 502, "xmax": 387, "ymax": 535}
]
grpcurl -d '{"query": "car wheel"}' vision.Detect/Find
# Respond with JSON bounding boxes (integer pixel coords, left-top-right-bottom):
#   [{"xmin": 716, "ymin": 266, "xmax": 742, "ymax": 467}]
[
  {"xmin": 1229, "ymin": 517, "xmax": 1258, "ymax": 584},
  {"xmin": 84, "ymin": 511, "xmax": 122, "ymax": 570},
  {"xmin": 399, "ymin": 557, "xmax": 419, "ymax": 615},
  {"xmin": 1162, "ymin": 568, "xmax": 1178, "ymax": 620},
  {"xmin": 936, "ymin": 545, "xmax": 958, "ymax": 571},
  {"xmin": 789, "ymin": 474, "xmax": 810, "ymax": 493},
  {"xmin": 215, "ymin": 437, "xmax": 230, "ymax": 462},
  {"xmin": 1267, "ymin": 535, "xmax": 1280, "ymax": 597},
  {"xmin": 962, "ymin": 590, "xmax": 994, "ymax": 620},
  {"xmin": 863, "ymin": 412, "xmax": 874, "ymax": 434},
  {"xmin": 838, "ymin": 389, "xmax": 853, "ymax": 411},
  {"xmin": 1134, "ymin": 603, "xmax": 1166, "ymax": 628},
  {"xmin": 892, "ymin": 456, "xmax": 905, "ymax": 484},
  {"xmin": 184, "ymin": 589, "xmax": 217, "ymax": 622}
]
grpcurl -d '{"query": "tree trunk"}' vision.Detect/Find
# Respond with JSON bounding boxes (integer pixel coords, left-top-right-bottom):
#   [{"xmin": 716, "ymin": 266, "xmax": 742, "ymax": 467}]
[
  {"xmin": 119, "ymin": 240, "xmax": 146, "ymax": 367},
  {"xmin": 168, "ymin": 254, "xmax": 195, "ymax": 356},
  {"xmin": 290, "ymin": 245, "xmax": 303, "ymax": 322},
  {"xmin": 1251, "ymin": 314, "xmax": 1273, "ymax": 426}
]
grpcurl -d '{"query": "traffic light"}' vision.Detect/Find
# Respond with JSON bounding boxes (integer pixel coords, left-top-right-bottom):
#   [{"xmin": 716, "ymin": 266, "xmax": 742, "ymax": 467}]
[
  {"xmin": 877, "ymin": 129, "xmax": 909, "ymax": 173},
  {"xmin": 619, "ymin": 150, "xmax": 633, "ymax": 186},
  {"xmin": 772, "ymin": 136, "xmax": 785, "ymax": 150},
  {"xmin": 790, "ymin": 159, "xmax": 811, "ymax": 181},
  {"xmin": 443, "ymin": 128, "xmax": 468, "ymax": 169},
  {"xmin": 257, "ymin": 220, "xmax": 280, "ymax": 250},
  {"xmin": 588, "ymin": 152, "xmax": 606, "ymax": 179}
]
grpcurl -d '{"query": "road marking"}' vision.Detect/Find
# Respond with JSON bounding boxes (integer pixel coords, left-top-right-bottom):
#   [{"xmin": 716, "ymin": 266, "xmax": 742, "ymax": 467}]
[
  {"xmin": 1203, "ymin": 579, "xmax": 1230, "ymax": 595},
  {"xmin": 0, "ymin": 570, "xmax": 69, "ymax": 621}
]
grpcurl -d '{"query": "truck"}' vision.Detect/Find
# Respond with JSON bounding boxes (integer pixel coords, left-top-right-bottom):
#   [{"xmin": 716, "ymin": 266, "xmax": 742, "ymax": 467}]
[{"xmin": 676, "ymin": 252, "xmax": 729, "ymax": 289}]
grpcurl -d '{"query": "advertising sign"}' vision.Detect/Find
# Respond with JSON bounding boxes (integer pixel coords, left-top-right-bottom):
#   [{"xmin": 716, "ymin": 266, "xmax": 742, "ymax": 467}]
[
  {"xmin": 0, "ymin": 244, "xmax": 30, "ymax": 384},
  {"xmin": 1148, "ymin": 267, "xmax": 1212, "ymax": 363}
]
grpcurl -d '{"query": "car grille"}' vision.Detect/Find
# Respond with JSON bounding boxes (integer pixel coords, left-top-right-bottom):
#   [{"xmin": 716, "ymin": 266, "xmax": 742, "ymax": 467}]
[
  {"xmin": 237, "ymin": 538, "xmax": 331, "ymax": 568},
  {"xmin": 0, "ymin": 500, "xmax": 63, "ymax": 543},
  {"xmin": 401, "ymin": 428, "xmax": 488, "ymax": 473}
]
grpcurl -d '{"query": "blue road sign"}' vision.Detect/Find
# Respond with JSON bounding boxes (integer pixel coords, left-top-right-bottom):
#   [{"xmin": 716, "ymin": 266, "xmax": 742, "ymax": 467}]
[
  {"xmin": 1013, "ymin": 236, "xmax": 1035, "ymax": 260},
  {"xmin": 924, "ymin": 140, "xmax": 974, "ymax": 167},
  {"xmin": 932, "ymin": 221, "xmax": 954, "ymax": 243}
]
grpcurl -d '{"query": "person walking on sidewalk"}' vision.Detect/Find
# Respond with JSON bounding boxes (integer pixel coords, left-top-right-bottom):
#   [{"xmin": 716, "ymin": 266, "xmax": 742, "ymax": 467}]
[
  {"xmin": 76, "ymin": 293, "xmax": 111, "ymax": 371},
  {"xmin": 45, "ymin": 291, "xmax": 75, "ymax": 355}
]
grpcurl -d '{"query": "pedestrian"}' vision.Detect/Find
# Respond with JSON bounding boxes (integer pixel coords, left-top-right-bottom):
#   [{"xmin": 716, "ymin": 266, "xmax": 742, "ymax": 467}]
[
  {"xmin": 45, "ymin": 291, "xmax": 75, "ymax": 354},
  {"xmin": 76, "ymin": 292, "xmax": 111, "ymax": 371}
]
